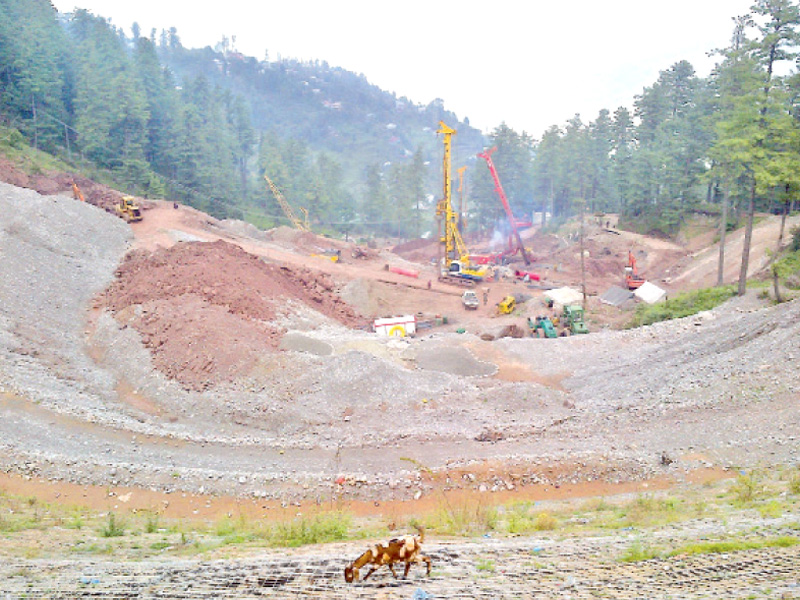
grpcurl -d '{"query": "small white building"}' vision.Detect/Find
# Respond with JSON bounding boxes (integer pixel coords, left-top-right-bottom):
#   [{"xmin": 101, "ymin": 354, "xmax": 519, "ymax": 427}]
[{"xmin": 374, "ymin": 315, "xmax": 416, "ymax": 337}]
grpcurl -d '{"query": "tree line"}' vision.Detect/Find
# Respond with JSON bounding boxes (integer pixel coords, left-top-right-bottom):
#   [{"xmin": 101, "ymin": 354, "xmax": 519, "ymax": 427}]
[
  {"xmin": 0, "ymin": 0, "xmax": 483, "ymax": 238},
  {"xmin": 470, "ymin": 0, "xmax": 800, "ymax": 271},
  {"xmin": 2, "ymin": 0, "xmax": 799, "ymax": 260}
]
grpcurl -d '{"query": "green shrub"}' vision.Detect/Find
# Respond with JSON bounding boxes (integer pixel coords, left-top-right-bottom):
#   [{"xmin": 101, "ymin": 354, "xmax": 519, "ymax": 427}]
[
  {"xmin": 100, "ymin": 513, "xmax": 125, "ymax": 538},
  {"xmin": 731, "ymin": 471, "xmax": 766, "ymax": 505},
  {"xmin": 619, "ymin": 540, "xmax": 659, "ymax": 562},
  {"xmin": 534, "ymin": 512, "xmax": 558, "ymax": 531},
  {"xmin": 789, "ymin": 468, "xmax": 800, "ymax": 495}
]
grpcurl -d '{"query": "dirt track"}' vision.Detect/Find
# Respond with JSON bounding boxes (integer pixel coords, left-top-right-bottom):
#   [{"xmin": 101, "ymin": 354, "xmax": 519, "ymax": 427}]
[{"xmin": 1, "ymin": 182, "xmax": 800, "ymax": 597}]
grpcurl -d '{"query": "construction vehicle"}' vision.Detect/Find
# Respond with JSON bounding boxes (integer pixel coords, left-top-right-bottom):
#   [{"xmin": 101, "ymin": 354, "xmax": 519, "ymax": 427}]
[
  {"xmin": 116, "ymin": 196, "xmax": 142, "ymax": 222},
  {"xmin": 461, "ymin": 290, "xmax": 480, "ymax": 310},
  {"xmin": 71, "ymin": 182, "xmax": 85, "ymax": 202},
  {"xmin": 311, "ymin": 249, "xmax": 341, "ymax": 262},
  {"xmin": 497, "ymin": 295, "xmax": 516, "ymax": 315},
  {"xmin": 477, "ymin": 147, "xmax": 532, "ymax": 265},
  {"xmin": 457, "ymin": 165, "xmax": 467, "ymax": 231},
  {"xmin": 529, "ymin": 316, "xmax": 557, "ymax": 338},
  {"xmin": 264, "ymin": 175, "xmax": 310, "ymax": 232},
  {"xmin": 435, "ymin": 122, "xmax": 486, "ymax": 285},
  {"xmin": 374, "ymin": 315, "xmax": 417, "ymax": 337},
  {"xmin": 563, "ymin": 305, "xmax": 589, "ymax": 334},
  {"xmin": 625, "ymin": 250, "xmax": 646, "ymax": 290}
]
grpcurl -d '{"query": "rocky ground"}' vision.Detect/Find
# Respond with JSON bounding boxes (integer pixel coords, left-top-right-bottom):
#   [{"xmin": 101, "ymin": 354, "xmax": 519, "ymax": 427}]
[
  {"xmin": 1, "ymin": 180, "xmax": 799, "ymax": 597},
  {"xmin": 2, "ymin": 510, "xmax": 799, "ymax": 598}
]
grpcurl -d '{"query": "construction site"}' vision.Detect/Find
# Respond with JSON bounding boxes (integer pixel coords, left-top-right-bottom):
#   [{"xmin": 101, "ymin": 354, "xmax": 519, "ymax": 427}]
[{"xmin": 1, "ymin": 118, "xmax": 800, "ymax": 598}]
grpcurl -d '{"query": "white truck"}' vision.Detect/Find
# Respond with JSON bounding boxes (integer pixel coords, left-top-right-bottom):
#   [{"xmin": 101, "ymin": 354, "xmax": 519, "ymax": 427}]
[{"xmin": 461, "ymin": 290, "xmax": 480, "ymax": 310}]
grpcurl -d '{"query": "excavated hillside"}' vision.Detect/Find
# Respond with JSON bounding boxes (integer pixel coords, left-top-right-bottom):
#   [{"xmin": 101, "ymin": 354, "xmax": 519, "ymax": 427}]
[{"xmin": 1, "ymin": 180, "xmax": 799, "ymax": 598}]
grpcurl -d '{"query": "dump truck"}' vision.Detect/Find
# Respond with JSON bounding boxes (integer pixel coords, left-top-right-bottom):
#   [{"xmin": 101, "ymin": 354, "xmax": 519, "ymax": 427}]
[{"xmin": 461, "ymin": 290, "xmax": 480, "ymax": 310}]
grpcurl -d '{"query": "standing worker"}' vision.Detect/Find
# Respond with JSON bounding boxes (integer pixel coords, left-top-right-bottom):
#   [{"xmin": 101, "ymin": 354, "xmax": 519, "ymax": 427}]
[{"xmin": 482, "ymin": 287, "xmax": 489, "ymax": 306}]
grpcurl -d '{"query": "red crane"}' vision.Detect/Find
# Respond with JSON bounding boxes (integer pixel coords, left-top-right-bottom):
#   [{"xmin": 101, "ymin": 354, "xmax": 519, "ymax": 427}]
[{"xmin": 477, "ymin": 147, "xmax": 531, "ymax": 265}]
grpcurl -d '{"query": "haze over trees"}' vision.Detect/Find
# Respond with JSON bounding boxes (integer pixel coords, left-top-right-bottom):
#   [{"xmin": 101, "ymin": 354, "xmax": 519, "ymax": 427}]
[{"xmin": 1, "ymin": 0, "xmax": 799, "ymax": 263}]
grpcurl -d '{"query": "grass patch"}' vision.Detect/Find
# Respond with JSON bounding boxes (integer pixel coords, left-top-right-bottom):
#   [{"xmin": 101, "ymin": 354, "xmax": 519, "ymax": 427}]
[
  {"xmin": 619, "ymin": 540, "xmax": 660, "ymax": 562},
  {"xmin": 626, "ymin": 286, "xmax": 736, "ymax": 328},
  {"xmin": 268, "ymin": 512, "xmax": 352, "ymax": 547},
  {"xmin": 426, "ymin": 499, "xmax": 498, "ymax": 536},
  {"xmin": 475, "ymin": 558, "xmax": 495, "ymax": 572},
  {"xmin": 498, "ymin": 504, "xmax": 558, "ymax": 535},
  {"xmin": 670, "ymin": 536, "xmax": 799, "ymax": 557},
  {"xmin": 572, "ymin": 494, "xmax": 693, "ymax": 531}
]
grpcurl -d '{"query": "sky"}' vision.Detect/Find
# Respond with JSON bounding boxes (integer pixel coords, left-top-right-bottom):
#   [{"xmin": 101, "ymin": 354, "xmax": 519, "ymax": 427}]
[{"xmin": 50, "ymin": 0, "xmax": 758, "ymax": 137}]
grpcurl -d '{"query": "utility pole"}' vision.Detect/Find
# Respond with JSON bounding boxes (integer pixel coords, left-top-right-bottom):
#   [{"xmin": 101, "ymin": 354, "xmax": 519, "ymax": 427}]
[
  {"xmin": 717, "ymin": 188, "xmax": 729, "ymax": 287},
  {"xmin": 580, "ymin": 203, "xmax": 586, "ymax": 309}
]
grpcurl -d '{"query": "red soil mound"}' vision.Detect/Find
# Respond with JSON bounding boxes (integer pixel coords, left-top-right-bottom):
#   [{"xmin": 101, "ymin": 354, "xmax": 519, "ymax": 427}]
[{"xmin": 99, "ymin": 240, "xmax": 365, "ymax": 390}]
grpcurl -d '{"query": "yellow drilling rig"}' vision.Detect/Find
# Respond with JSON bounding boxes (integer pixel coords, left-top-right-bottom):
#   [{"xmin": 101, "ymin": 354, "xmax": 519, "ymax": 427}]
[{"xmin": 435, "ymin": 121, "xmax": 485, "ymax": 285}]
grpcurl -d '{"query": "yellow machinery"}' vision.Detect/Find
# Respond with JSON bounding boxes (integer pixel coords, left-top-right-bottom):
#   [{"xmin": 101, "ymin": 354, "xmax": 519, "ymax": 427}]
[
  {"xmin": 264, "ymin": 175, "xmax": 310, "ymax": 232},
  {"xmin": 435, "ymin": 121, "xmax": 485, "ymax": 282},
  {"xmin": 116, "ymin": 196, "xmax": 142, "ymax": 222},
  {"xmin": 457, "ymin": 165, "xmax": 467, "ymax": 231},
  {"xmin": 497, "ymin": 295, "xmax": 516, "ymax": 315}
]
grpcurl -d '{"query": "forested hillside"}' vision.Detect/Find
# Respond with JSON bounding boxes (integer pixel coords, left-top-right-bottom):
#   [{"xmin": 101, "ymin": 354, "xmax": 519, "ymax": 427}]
[
  {"xmin": 0, "ymin": 0, "xmax": 485, "ymax": 238},
  {"xmin": 1, "ymin": 0, "xmax": 800, "ymax": 245},
  {"xmin": 471, "ymin": 0, "xmax": 800, "ymax": 248}
]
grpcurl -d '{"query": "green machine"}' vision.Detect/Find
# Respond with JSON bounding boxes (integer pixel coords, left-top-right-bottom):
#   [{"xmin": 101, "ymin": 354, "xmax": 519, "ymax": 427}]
[
  {"xmin": 563, "ymin": 305, "xmax": 589, "ymax": 334},
  {"xmin": 529, "ymin": 316, "xmax": 558, "ymax": 338}
]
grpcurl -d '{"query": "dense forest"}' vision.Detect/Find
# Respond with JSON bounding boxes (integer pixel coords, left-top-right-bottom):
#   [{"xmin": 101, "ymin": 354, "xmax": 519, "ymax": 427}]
[
  {"xmin": 1, "ymin": 0, "xmax": 799, "ymax": 247},
  {"xmin": 0, "ymin": 0, "xmax": 484, "ymax": 237}
]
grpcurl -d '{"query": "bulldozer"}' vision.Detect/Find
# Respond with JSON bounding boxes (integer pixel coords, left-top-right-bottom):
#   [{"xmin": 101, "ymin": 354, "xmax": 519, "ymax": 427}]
[
  {"xmin": 116, "ymin": 196, "xmax": 142, "ymax": 223},
  {"xmin": 563, "ymin": 305, "xmax": 589, "ymax": 334}
]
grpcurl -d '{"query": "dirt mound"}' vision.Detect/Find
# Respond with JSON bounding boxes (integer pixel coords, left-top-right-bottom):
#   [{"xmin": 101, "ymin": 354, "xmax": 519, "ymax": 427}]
[
  {"xmin": 99, "ymin": 239, "xmax": 366, "ymax": 390},
  {"xmin": 392, "ymin": 237, "xmax": 438, "ymax": 263},
  {"xmin": 0, "ymin": 157, "xmax": 148, "ymax": 216}
]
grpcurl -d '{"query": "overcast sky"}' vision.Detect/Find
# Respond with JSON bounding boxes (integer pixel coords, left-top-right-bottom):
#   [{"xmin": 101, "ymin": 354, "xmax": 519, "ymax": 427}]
[{"xmin": 51, "ymin": 0, "xmax": 758, "ymax": 137}]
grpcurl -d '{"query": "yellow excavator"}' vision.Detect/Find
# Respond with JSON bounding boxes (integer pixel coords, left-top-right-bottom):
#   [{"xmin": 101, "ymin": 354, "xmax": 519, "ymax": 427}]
[{"xmin": 116, "ymin": 196, "xmax": 143, "ymax": 222}]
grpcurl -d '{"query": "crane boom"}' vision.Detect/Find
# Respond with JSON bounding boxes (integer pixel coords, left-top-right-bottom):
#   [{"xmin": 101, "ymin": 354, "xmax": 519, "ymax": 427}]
[
  {"xmin": 477, "ymin": 147, "xmax": 531, "ymax": 265},
  {"xmin": 264, "ymin": 175, "xmax": 309, "ymax": 232}
]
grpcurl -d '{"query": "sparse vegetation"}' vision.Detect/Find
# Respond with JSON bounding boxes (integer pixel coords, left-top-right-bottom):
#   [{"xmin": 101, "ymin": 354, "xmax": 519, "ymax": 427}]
[
  {"xmin": 269, "ymin": 512, "xmax": 353, "ymax": 547},
  {"xmin": 619, "ymin": 540, "xmax": 659, "ymax": 563},
  {"xmin": 669, "ymin": 536, "xmax": 800, "ymax": 557},
  {"xmin": 626, "ymin": 285, "xmax": 737, "ymax": 328},
  {"xmin": 0, "ymin": 468, "xmax": 798, "ymax": 564},
  {"xmin": 731, "ymin": 470, "xmax": 767, "ymax": 505},
  {"xmin": 475, "ymin": 558, "xmax": 495, "ymax": 572},
  {"xmin": 427, "ymin": 500, "xmax": 498, "ymax": 537},
  {"xmin": 100, "ymin": 513, "xmax": 125, "ymax": 538}
]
